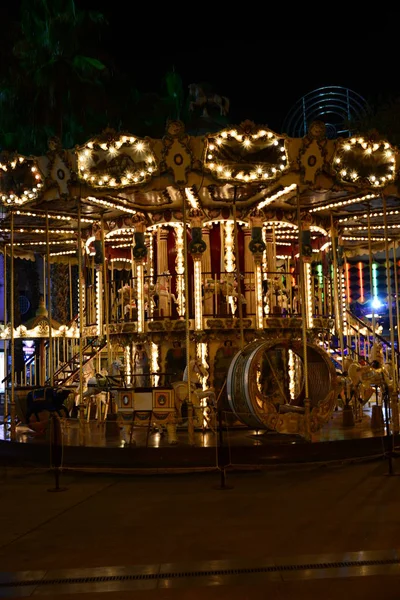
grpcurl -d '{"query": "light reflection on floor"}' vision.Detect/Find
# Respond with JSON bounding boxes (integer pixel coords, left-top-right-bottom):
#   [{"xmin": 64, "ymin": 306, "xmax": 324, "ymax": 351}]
[{"xmin": 0, "ymin": 403, "xmax": 388, "ymax": 449}]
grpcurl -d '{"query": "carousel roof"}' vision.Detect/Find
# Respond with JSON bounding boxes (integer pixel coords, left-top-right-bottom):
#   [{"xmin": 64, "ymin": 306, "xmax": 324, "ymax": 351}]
[{"xmin": 0, "ymin": 119, "xmax": 399, "ymax": 261}]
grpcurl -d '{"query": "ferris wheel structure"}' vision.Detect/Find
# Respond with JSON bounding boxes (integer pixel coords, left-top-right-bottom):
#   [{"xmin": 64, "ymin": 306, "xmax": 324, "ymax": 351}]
[{"xmin": 282, "ymin": 86, "xmax": 371, "ymax": 139}]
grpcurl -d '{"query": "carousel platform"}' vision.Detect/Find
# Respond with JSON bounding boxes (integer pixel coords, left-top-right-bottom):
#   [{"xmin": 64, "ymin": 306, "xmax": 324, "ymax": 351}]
[{"xmin": 0, "ymin": 408, "xmax": 397, "ymax": 472}]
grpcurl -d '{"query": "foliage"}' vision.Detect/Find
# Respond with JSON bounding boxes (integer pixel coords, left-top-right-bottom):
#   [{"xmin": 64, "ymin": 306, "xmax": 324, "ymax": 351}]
[
  {"xmin": 0, "ymin": 1, "xmax": 228, "ymax": 151},
  {"xmin": 348, "ymin": 94, "xmax": 400, "ymax": 147},
  {"xmin": 0, "ymin": 0, "xmax": 108, "ymax": 154}
]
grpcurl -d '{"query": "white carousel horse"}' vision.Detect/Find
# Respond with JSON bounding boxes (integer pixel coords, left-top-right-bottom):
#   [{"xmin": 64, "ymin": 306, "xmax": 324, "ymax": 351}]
[
  {"xmin": 219, "ymin": 276, "xmax": 238, "ymax": 315},
  {"xmin": 171, "ymin": 359, "xmax": 215, "ymax": 428},
  {"xmin": 133, "ymin": 345, "xmax": 150, "ymax": 388},
  {"xmin": 177, "ymin": 359, "xmax": 216, "ymax": 428},
  {"xmin": 154, "ymin": 274, "xmax": 178, "ymax": 317},
  {"xmin": 188, "ymin": 83, "xmax": 230, "ymax": 117},
  {"xmin": 71, "ymin": 360, "xmax": 111, "ymax": 421},
  {"xmin": 346, "ymin": 342, "xmax": 393, "ymax": 408}
]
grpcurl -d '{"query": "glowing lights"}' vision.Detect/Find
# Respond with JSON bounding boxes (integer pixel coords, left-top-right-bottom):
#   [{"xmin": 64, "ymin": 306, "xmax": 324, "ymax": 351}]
[
  {"xmin": 125, "ymin": 345, "xmax": 131, "ymax": 385},
  {"xmin": 0, "ymin": 322, "xmax": 79, "ymax": 340},
  {"xmin": 339, "ymin": 268, "xmax": 347, "ymax": 335},
  {"xmin": 372, "ymin": 263, "xmax": 380, "ymax": 309},
  {"xmin": 0, "ymin": 157, "xmax": 43, "ymax": 205},
  {"xmin": 96, "ymin": 269, "xmax": 102, "ymax": 336},
  {"xmin": 151, "ymin": 342, "xmax": 159, "ymax": 387},
  {"xmin": 339, "ymin": 208, "xmax": 400, "ymax": 223},
  {"xmin": 358, "ymin": 261, "xmax": 364, "ymax": 303},
  {"xmin": 310, "ymin": 194, "xmax": 379, "ymax": 213},
  {"xmin": 371, "ymin": 297, "xmax": 382, "ymax": 310},
  {"xmin": 14, "ymin": 209, "xmax": 94, "ymax": 223},
  {"xmin": 173, "ymin": 224, "xmax": 185, "ymax": 317},
  {"xmin": 257, "ymin": 184, "xmax": 297, "ymax": 210},
  {"xmin": 204, "ymin": 127, "xmax": 288, "ymax": 182},
  {"xmin": 288, "ymin": 349, "xmax": 295, "ymax": 400},
  {"xmin": 194, "ymin": 258, "xmax": 203, "ymax": 331},
  {"xmin": 333, "ymin": 138, "xmax": 396, "ymax": 186},
  {"xmin": 77, "ymin": 135, "xmax": 157, "ymax": 189},
  {"xmin": 87, "ymin": 196, "xmax": 137, "ymax": 215},
  {"xmin": 222, "ymin": 222, "xmax": 237, "ymax": 315},
  {"xmin": 185, "ymin": 187, "xmax": 199, "ymax": 209},
  {"xmin": 223, "ymin": 221, "xmax": 235, "ymax": 274},
  {"xmin": 136, "ymin": 261, "xmax": 145, "ymax": 333},
  {"xmin": 255, "ymin": 262, "xmax": 264, "ymax": 329},
  {"xmin": 342, "ymin": 236, "xmax": 387, "ymax": 242},
  {"xmin": 305, "ymin": 263, "xmax": 313, "ymax": 329}
]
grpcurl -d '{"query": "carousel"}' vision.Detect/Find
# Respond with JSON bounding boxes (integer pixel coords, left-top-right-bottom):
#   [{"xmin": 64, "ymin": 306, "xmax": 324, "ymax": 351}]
[{"xmin": 0, "ymin": 109, "xmax": 399, "ymax": 446}]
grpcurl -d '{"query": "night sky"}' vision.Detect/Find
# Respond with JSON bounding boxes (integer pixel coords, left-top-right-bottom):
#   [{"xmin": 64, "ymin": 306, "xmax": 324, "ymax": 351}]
[
  {"xmin": 5, "ymin": 1, "xmax": 400, "ymax": 133},
  {"xmin": 97, "ymin": 22, "xmax": 400, "ymax": 133}
]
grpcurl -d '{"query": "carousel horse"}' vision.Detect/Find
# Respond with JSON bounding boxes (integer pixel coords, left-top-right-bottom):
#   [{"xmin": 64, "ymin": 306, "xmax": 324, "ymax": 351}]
[
  {"xmin": 188, "ymin": 83, "xmax": 230, "ymax": 117},
  {"xmin": 346, "ymin": 342, "xmax": 393, "ymax": 408},
  {"xmin": 116, "ymin": 283, "xmax": 136, "ymax": 320},
  {"xmin": 26, "ymin": 386, "xmax": 73, "ymax": 423},
  {"xmin": 155, "ymin": 273, "xmax": 178, "ymax": 317},
  {"xmin": 219, "ymin": 276, "xmax": 238, "ymax": 315},
  {"xmin": 71, "ymin": 360, "xmax": 112, "ymax": 421},
  {"xmin": 171, "ymin": 359, "xmax": 216, "ymax": 428}
]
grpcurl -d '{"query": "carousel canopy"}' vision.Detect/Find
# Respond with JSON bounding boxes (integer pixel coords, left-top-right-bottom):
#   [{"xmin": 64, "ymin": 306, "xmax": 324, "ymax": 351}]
[{"xmin": 0, "ymin": 119, "xmax": 399, "ymax": 260}]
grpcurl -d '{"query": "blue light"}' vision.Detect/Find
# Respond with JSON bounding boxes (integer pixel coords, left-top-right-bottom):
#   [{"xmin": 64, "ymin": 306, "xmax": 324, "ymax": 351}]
[{"xmin": 371, "ymin": 298, "xmax": 382, "ymax": 310}]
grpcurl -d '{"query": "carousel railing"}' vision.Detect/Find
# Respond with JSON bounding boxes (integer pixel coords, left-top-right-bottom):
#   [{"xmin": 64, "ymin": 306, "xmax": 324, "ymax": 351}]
[{"xmin": 105, "ymin": 269, "xmax": 336, "ymax": 325}]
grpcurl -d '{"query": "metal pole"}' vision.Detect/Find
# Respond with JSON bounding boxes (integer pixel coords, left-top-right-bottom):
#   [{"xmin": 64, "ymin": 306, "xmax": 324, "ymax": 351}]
[
  {"xmin": 101, "ymin": 216, "xmax": 111, "ymax": 376},
  {"xmin": 68, "ymin": 259, "xmax": 73, "ymax": 321},
  {"xmin": 383, "ymin": 193, "xmax": 399, "ymax": 435},
  {"xmin": 10, "ymin": 213, "xmax": 15, "ymax": 439},
  {"xmin": 77, "ymin": 201, "xmax": 85, "ymax": 423},
  {"xmin": 330, "ymin": 213, "xmax": 345, "ymax": 370},
  {"xmin": 367, "ymin": 206, "xmax": 376, "ymax": 350},
  {"xmin": 297, "ymin": 188, "xmax": 310, "ymax": 441},
  {"xmin": 46, "ymin": 213, "xmax": 54, "ymax": 386},
  {"xmin": 3, "ymin": 245, "xmax": 8, "ymax": 420},
  {"xmin": 393, "ymin": 240, "xmax": 400, "ymax": 364},
  {"xmin": 182, "ymin": 190, "xmax": 194, "ymax": 445}
]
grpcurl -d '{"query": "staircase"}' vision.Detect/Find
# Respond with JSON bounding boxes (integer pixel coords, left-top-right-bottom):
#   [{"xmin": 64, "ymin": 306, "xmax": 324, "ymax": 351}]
[
  {"xmin": 49, "ymin": 338, "xmax": 107, "ymax": 387},
  {"xmin": 322, "ymin": 309, "xmax": 397, "ymax": 371}
]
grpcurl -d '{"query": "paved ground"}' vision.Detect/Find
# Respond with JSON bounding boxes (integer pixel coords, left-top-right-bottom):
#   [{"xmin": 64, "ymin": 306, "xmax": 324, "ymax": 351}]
[{"xmin": 1, "ymin": 458, "xmax": 400, "ymax": 598}]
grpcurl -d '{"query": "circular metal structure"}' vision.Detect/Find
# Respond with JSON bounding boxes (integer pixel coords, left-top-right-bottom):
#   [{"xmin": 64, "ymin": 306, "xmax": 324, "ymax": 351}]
[
  {"xmin": 282, "ymin": 86, "xmax": 370, "ymax": 139},
  {"xmin": 227, "ymin": 339, "xmax": 338, "ymax": 435}
]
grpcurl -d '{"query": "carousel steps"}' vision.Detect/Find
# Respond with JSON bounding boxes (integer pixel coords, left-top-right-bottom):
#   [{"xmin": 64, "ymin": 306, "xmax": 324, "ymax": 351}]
[{"xmin": 49, "ymin": 339, "xmax": 107, "ymax": 387}]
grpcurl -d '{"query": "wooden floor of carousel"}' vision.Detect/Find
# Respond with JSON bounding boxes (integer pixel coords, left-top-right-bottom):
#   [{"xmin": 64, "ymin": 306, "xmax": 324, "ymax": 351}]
[{"xmin": 1, "ymin": 399, "xmax": 397, "ymax": 471}]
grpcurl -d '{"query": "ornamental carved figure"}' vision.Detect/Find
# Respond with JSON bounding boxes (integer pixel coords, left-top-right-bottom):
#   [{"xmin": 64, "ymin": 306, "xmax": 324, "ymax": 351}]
[
  {"xmin": 188, "ymin": 227, "xmax": 207, "ymax": 255},
  {"xmin": 132, "ymin": 230, "xmax": 147, "ymax": 260},
  {"xmin": 159, "ymin": 120, "xmax": 194, "ymax": 185},
  {"xmin": 298, "ymin": 120, "xmax": 328, "ymax": 185},
  {"xmin": 300, "ymin": 212, "xmax": 313, "ymax": 260},
  {"xmin": 249, "ymin": 211, "xmax": 266, "ymax": 256},
  {"xmin": 188, "ymin": 209, "xmax": 206, "ymax": 255},
  {"xmin": 92, "ymin": 222, "xmax": 103, "ymax": 265}
]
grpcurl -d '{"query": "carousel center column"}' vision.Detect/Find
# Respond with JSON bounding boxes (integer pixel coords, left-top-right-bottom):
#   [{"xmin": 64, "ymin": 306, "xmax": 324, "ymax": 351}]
[
  {"xmin": 189, "ymin": 210, "xmax": 207, "ymax": 332},
  {"xmin": 156, "ymin": 226, "xmax": 169, "ymax": 275},
  {"xmin": 132, "ymin": 220, "xmax": 148, "ymax": 334},
  {"xmin": 265, "ymin": 224, "xmax": 277, "ymax": 313},
  {"xmin": 244, "ymin": 225, "xmax": 255, "ymax": 316}
]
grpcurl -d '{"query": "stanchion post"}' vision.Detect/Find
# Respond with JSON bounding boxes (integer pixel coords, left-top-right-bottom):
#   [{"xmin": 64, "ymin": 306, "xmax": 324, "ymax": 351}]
[
  {"xmin": 48, "ymin": 413, "xmax": 67, "ymax": 493},
  {"xmin": 215, "ymin": 410, "xmax": 233, "ymax": 490},
  {"xmin": 187, "ymin": 400, "xmax": 195, "ymax": 446}
]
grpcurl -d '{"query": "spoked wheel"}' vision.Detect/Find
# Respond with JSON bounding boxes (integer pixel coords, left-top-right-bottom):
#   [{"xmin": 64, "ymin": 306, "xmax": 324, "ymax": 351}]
[{"xmin": 227, "ymin": 339, "xmax": 338, "ymax": 434}]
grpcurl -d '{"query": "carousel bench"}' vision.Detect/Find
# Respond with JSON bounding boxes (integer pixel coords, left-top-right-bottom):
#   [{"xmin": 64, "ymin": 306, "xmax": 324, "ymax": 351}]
[{"xmin": 278, "ymin": 404, "xmax": 305, "ymax": 415}]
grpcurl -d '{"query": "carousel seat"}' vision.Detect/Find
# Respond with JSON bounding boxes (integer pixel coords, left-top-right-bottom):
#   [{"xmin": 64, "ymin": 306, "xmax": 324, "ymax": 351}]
[{"xmin": 278, "ymin": 404, "xmax": 305, "ymax": 415}]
